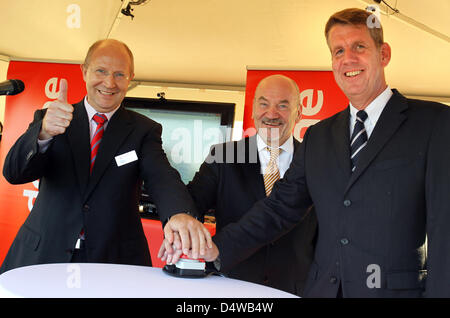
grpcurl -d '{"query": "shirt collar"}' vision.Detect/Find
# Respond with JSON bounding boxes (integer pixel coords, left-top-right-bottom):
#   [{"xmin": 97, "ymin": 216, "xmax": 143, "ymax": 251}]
[
  {"xmin": 349, "ymin": 86, "xmax": 393, "ymax": 126},
  {"xmin": 83, "ymin": 96, "xmax": 120, "ymax": 121},
  {"xmin": 256, "ymin": 133, "xmax": 294, "ymax": 154}
]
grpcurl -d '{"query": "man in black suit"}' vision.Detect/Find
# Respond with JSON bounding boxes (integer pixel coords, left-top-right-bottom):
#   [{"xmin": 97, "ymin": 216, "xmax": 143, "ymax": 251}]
[
  {"xmin": 1, "ymin": 39, "xmax": 211, "ymax": 273},
  {"xmin": 160, "ymin": 74, "xmax": 316, "ymax": 296},
  {"xmin": 165, "ymin": 8, "xmax": 450, "ymax": 297}
]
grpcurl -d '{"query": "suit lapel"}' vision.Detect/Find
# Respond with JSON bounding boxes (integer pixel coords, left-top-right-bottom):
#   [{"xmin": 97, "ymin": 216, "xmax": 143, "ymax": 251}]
[
  {"xmin": 240, "ymin": 136, "xmax": 266, "ymax": 200},
  {"xmin": 243, "ymin": 158, "xmax": 266, "ymax": 201},
  {"xmin": 84, "ymin": 106, "xmax": 135, "ymax": 200},
  {"xmin": 345, "ymin": 90, "xmax": 408, "ymax": 193},
  {"xmin": 331, "ymin": 107, "xmax": 352, "ymax": 180},
  {"xmin": 293, "ymin": 138, "xmax": 301, "ymax": 152},
  {"xmin": 66, "ymin": 101, "xmax": 91, "ymax": 196}
]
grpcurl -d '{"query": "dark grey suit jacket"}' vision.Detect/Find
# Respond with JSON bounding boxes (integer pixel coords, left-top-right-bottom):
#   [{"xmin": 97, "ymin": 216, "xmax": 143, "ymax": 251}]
[
  {"xmin": 188, "ymin": 136, "xmax": 317, "ymax": 296},
  {"xmin": 213, "ymin": 90, "xmax": 450, "ymax": 298},
  {"xmin": 1, "ymin": 100, "xmax": 197, "ymax": 273}
]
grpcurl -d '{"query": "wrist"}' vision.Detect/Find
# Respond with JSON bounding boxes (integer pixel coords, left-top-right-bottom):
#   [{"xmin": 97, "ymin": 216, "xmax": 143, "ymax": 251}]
[
  {"xmin": 38, "ymin": 130, "xmax": 52, "ymax": 141},
  {"xmin": 163, "ymin": 211, "xmax": 198, "ymax": 228}
]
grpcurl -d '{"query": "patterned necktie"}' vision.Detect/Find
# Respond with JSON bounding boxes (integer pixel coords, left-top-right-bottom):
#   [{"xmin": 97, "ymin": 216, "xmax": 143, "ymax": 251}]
[
  {"xmin": 264, "ymin": 147, "xmax": 281, "ymax": 196},
  {"xmin": 90, "ymin": 113, "xmax": 108, "ymax": 173},
  {"xmin": 350, "ymin": 110, "xmax": 368, "ymax": 172}
]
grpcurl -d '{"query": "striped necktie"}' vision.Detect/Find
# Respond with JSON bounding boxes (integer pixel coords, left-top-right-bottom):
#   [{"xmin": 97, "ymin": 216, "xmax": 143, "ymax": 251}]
[
  {"xmin": 350, "ymin": 110, "xmax": 368, "ymax": 172},
  {"xmin": 90, "ymin": 113, "xmax": 108, "ymax": 173},
  {"xmin": 264, "ymin": 147, "xmax": 281, "ymax": 196}
]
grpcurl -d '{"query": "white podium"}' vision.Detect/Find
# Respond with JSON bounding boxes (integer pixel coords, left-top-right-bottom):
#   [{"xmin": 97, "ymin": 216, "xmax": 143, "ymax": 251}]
[{"xmin": 0, "ymin": 263, "xmax": 299, "ymax": 298}]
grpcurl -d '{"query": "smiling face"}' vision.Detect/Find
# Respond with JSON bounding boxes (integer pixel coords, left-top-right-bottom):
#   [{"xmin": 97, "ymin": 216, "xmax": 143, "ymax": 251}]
[
  {"xmin": 252, "ymin": 75, "xmax": 301, "ymax": 147},
  {"xmin": 81, "ymin": 41, "xmax": 134, "ymax": 113},
  {"xmin": 327, "ymin": 24, "xmax": 391, "ymax": 109}
]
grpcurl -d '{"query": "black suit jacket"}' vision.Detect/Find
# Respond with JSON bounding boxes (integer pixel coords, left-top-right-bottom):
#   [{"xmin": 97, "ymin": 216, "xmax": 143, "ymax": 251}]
[
  {"xmin": 213, "ymin": 90, "xmax": 450, "ymax": 298},
  {"xmin": 1, "ymin": 100, "xmax": 197, "ymax": 273},
  {"xmin": 188, "ymin": 135, "xmax": 317, "ymax": 296}
]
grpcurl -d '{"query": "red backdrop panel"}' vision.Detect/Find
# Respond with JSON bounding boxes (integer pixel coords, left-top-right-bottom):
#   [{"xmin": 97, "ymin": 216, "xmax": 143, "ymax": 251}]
[
  {"xmin": 243, "ymin": 69, "xmax": 348, "ymax": 140},
  {"xmin": 0, "ymin": 61, "xmax": 86, "ymax": 263},
  {"xmin": 142, "ymin": 219, "xmax": 216, "ymax": 268}
]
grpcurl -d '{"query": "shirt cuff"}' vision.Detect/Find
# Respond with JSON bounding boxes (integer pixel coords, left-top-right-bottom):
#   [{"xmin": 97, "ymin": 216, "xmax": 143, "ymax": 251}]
[{"xmin": 37, "ymin": 137, "xmax": 53, "ymax": 153}]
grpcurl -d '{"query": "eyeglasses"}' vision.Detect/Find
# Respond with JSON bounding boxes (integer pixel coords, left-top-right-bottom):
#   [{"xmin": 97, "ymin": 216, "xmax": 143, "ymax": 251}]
[{"xmin": 91, "ymin": 68, "xmax": 130, "ymax": 82}]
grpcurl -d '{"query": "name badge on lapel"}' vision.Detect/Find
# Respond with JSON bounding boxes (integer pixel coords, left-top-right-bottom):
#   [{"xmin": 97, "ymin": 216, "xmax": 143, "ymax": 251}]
[{"xmin": 115, "ymin": 150, "xmax": 138, "ymax": 167}]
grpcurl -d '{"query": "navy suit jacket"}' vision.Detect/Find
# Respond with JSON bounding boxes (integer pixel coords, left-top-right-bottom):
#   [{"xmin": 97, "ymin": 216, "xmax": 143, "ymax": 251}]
[{"xmin": 213, "ymin": 90, "xmax": 450, "ymax": 297}]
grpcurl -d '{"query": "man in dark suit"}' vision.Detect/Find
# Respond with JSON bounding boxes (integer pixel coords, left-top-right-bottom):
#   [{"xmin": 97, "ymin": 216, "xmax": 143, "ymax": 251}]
[
  {"xmin": 161, "ymin": 75, "xmax": 316, "ymax": 296},
  {"xmin": 165, "ymin": 8, "xmax": 450, "ymax": 297},
  {"xmin": 1, "ymin": 39, "xmax": 211, "ymax": 273}
]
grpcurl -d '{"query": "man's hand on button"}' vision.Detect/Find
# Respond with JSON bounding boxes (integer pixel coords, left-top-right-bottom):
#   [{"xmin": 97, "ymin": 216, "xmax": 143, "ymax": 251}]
[
  {"xmin": 162, "ymin": 213, "xmax": 212, "ymax": 261},
  {"xmin": 158, "ymin": 231, "xmax": 219, "ymax": 265}
]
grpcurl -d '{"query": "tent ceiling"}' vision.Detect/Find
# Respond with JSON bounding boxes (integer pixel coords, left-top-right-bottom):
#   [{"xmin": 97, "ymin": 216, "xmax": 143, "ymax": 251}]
[{"xmin": 0, "ymin": 0, "xmax": 448, "ymax": 98}]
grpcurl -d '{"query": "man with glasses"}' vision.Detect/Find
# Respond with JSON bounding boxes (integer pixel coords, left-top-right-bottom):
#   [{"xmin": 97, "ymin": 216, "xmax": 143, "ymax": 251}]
[{"xmin": 1, "ymin": 39, "xmax": 210, "ymax": 273}]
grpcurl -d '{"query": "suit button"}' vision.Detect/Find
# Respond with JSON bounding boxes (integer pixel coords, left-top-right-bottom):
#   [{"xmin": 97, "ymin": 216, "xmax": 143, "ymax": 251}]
[
  {"xmin": 340, "ymin": 238, "xmax": 349, "ymax": 245},
  {"xmin": 83, "ymin": 205, "xmax": 90, "ymax": 212},
  {"xmin": 343, "ymin": 199, "xmax": 351, "ymax": 207},
  {"xmin": 330, "ymin": 276, "xmax": 337, "ymax": 284}
]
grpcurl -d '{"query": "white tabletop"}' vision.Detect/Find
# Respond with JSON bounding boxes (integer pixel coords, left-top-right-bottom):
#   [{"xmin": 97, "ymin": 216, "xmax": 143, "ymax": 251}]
[{"xmin": 0, "ymin": 263, "xmax": 299, "ymax": 298}]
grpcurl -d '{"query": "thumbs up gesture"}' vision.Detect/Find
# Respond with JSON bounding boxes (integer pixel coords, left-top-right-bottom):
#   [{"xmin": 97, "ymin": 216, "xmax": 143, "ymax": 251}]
[{"xmin": 39, "ymin": 79, "xmax": 74, "ymax": 140}]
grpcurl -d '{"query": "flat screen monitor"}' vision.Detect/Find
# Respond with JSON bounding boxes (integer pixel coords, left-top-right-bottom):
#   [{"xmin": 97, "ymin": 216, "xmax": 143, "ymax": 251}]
[{"xmin": 123, "ymin": 97, "xmax": 235, "ymax": 219}]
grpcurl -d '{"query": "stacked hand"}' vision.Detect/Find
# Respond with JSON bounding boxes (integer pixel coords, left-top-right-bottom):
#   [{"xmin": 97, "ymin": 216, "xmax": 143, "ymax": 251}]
[{"xmin": 159, "ymin": 213, "xmax": 219, "ymax": 264}]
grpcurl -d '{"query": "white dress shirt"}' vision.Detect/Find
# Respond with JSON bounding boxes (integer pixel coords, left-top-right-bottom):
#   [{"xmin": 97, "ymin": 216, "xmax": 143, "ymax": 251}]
[
  {"xmin": 349, "ymin": 86, "xmax": 393, "ymax": 139},
  {"xmin": 256, "ymin": 134, "xmax": 295, "ymax": 178},
  {"xmin": 83, "ymin": 96, "xmax": 119, "ymax": 141}
]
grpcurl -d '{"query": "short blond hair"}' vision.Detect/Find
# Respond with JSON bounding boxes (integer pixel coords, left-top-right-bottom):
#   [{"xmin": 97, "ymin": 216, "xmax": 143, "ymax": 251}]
[{"xmin": 325, "ymin": 8, "xmax": 384, "ymax": 48}]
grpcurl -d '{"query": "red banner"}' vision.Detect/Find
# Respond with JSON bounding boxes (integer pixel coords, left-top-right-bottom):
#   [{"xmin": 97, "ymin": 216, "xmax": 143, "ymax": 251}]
[
  {"xmin": 0, "ymin": 61, "xmax": 86, "ymax": 263},
  {"xmin": 243, "ymin": 69, "xmax": 348, "ymax": 140}
]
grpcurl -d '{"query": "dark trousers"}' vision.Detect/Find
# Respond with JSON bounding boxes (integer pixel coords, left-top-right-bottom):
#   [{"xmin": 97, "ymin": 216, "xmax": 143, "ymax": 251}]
[{"xmin": 337, "ymin": 283, "xmax": 343, "ymax": 298}]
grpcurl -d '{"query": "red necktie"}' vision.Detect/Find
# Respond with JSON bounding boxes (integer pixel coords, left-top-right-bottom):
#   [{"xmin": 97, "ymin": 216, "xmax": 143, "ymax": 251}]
[{"xmin": 90, "ymin": 113, "xmax": 108, "ymax": 173}]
